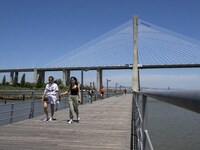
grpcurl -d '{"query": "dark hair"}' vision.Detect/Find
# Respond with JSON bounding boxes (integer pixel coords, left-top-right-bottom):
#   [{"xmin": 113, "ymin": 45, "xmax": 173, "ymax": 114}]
[
  {"xmin": 70, "ymin": 76, "xmax": 78, "ymax": 85},
  {"xmin": 49, "ymin": 76, "xmax": 54, "ymax": 80}
]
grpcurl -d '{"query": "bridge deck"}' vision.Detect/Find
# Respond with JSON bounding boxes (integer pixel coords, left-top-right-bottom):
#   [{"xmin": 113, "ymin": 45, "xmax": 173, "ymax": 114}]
[{"xmin": 0, "ymin": 94, "xmax": 132, "ymax": 150}]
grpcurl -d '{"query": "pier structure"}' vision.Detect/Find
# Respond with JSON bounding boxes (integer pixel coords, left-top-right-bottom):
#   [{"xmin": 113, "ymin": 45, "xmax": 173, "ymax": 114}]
[{"xmin": 0, "ymin": 94, "xmax": 132, "ymax": 150}]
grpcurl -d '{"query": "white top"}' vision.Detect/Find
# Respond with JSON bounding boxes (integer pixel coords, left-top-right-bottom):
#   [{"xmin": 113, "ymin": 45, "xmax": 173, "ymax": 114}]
[{"xmin": 44, "ymin": 83, "xmax": 59, "ymax": 96}]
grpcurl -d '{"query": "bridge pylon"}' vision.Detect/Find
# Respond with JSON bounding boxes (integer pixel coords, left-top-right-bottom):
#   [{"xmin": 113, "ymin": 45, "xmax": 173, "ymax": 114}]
[{"xmin": 132, "ymin": 16, "xmax": 140, "ymax": 92}]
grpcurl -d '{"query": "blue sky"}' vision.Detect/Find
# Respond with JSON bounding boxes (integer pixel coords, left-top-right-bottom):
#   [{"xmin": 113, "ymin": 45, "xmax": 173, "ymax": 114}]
[{"xmin": 0, "ymin": 0, "xmax": 200, "ymax": 89}]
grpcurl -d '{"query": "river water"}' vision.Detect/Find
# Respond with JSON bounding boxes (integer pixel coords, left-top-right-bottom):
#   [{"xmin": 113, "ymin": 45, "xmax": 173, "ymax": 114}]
[{"xmin": 146, "ymin": 98, "xmax": 200, "ymax": 150}]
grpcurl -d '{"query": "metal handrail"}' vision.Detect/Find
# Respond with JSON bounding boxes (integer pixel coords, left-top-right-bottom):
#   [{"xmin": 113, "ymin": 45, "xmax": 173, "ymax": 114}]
[
  {"xmin": 0, "ymin": 117, "xmax": 12, "ymax": 122},
  {"xmin": 141, "ymin": 89, "xmax": 200, "ymax": 114},
  {"xmin": 132, "ymin": 89, "xmax": 200, "ymax": 150},
  {"xmin": 132, "ymin": 91, "xmax": 154, "ymax": 150},
  {"xmin": 0, "ymin": 101, "xmax": 68, "ymax": 125},
  {"xmin": 11, "ymin": 107, "xmax": 32, "ymax": 112},
  {"xmin": 144, "ymin": 130, "xmax": 154, "ymax": 150},
  {"xmin": 0, "ymin": 91, "xmax": 63, "ymax": 125},
  {"xmin": 0, "ymin": 113, "xmax": 33, "ymax": 122}
]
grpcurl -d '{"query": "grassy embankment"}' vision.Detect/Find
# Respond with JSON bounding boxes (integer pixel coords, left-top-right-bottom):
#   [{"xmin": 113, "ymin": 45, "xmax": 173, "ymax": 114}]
[
  {"xmin": 0, "ymin": 86, "xmax": 43, "ymax": 100},
  {"xmin": 0, "ymin": 86, "xmax": 32, "ymax": 90}
]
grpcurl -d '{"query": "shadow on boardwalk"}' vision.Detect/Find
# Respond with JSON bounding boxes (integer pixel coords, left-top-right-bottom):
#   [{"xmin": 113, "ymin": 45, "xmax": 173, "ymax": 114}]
[{"xmin": 0, "ymin": 94, "xmax": 132, "ymax": 150}]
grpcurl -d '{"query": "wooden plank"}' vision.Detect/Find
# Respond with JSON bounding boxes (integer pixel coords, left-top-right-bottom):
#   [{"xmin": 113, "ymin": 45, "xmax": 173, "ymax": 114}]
[{"xmin": 0, "ymin": 94, "xmax": 132, "ymax": 150}]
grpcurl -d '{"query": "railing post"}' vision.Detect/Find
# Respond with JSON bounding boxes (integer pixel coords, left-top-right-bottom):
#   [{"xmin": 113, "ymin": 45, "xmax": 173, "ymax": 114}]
[
  {"xmin": 65, "ymin": 98, "xmax": 67, "ymax": 109},
  {"xmin": 142, "ymin": 95, "xmax": 147, "ymax": 149},
  {"xmin": 94, "ymin": 94, "xmax": 97, "ymax": 101},
  {"xmin": 31, "ymin": 91, "xmax": 35, "ymax": 118},
  {"xmin": 29, "ymin": 102, "xmax": 33, "ymax": 119},
  {"xmin": 10, "ymin": 103, "xmax": 14, "ymax": 124},
  {"xmin": 106, "ymin": 79, "xmax": 109, "ymax": 98},
  {"xmin": 144, "ymin": 130, "xmax": 154, "ymax": 150},
  {"xmin": 55, "ymin": 102, "xmax": 58, "ymax": 111},
  {"xmin": 131, "ymin": 93, "xmax": 134, "ymax": 150},
  {"xmin": 132, "ymin": 92, "xmax": 139, "ymax": 150}
]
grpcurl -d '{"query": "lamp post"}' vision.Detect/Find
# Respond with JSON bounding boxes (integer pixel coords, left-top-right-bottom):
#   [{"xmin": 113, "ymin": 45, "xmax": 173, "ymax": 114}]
[
  {"xmin": 115, "ymin": 83, "xmax": 119, "ymax": 95},
  {"xmin": 106, "ymin": 79, "xmax": 111, "ymax": 97},
  {"xmin": 81, "ymin": 69, "xmax": 84, "ymax": 104},
  {"xmin": 81, "ymin": 68, "xmax": 90, "ymax": 104},
  {"xmin": 115, "ymin": 83, "xmax": 119, "ymax": 90},
  {"xmin": 92, "ymin": 82, "xmax": 95, "ymax": 90}
]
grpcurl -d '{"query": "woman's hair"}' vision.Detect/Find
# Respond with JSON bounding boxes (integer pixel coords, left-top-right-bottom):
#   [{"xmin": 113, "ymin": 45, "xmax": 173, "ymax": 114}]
[
  {"xmin": 70, "ymin": 76, "xmax": 78, "ymax": 85},
  {"xmin": 48, "ymin": 76, "xmax": 54, "ymax": 81}
]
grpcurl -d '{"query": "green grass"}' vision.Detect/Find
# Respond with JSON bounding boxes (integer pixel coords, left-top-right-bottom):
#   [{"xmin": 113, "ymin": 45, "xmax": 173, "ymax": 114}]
[{"xmin": 0, "ymin": 86, "xmax": 32, "ymax": 90}]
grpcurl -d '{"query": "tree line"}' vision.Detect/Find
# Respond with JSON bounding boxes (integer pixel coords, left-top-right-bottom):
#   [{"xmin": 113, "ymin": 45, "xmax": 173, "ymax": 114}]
[
  {"xmin": 1, "ymin": 74, "xmax": 98, "ymax": 91},
  {"xmin": 0, "ymin": 74, "xmax": 65, "ymax": 90}
]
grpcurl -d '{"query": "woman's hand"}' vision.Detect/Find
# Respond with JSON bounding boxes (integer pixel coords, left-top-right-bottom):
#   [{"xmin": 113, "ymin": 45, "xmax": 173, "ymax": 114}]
[
  {"xmin": 61, "ymin": 92, "xmax": 68, "ymax": 96},
  {"xmin": 41, "ymin": 96, "xmax": 44, "ymax": 102}
]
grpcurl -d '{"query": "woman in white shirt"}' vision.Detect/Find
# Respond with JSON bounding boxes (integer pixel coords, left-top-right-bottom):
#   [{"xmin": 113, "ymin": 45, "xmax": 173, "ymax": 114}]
[{"xmin": 42, "ymin": 76, "xmax": 59, "ymax": 121}]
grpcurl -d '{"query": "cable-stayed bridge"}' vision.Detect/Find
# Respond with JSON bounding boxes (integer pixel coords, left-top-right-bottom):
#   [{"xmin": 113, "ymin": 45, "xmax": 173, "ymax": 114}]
[
  {"xmin": 1, "ymin": 17, "xmax": 200, "ymax": 89},
  {"xmin": 1, "ymin": 17, "xmax": 200, "ymax": 71},
  {"xmin": 43, "ymin": 18, "xmax": 200, "ymax": 68}
]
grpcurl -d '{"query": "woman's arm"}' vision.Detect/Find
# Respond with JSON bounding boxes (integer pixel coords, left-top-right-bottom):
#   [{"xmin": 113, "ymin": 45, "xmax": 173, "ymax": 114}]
[
  {"xmin": 78, "ymin": 84, "xmax": 81, "ymax": 103},
  {"xmin": 41, "ymin": 84, "xmax": 47, "ymax": 101},
  {"xmin": 60, "ymin": 85, "xmax": 70, "ymax": 96},
  {"xmin": 55, "ymin": 83, "xmax": 59, "ymax": 100},
  {"xmin": 56, "ymin": 91, "xmax": 59, "ymax": 100}
]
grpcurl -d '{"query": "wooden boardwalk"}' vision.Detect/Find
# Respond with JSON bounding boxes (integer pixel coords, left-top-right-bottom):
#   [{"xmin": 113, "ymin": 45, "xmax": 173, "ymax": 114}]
[{"xmin": 0, "ymin": 94, "xmax": 132, "ymax": 150}]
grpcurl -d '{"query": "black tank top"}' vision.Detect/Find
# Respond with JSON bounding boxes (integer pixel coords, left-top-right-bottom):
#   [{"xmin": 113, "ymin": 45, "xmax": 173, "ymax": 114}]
[{"xmin": 70, "ymin": 85, "xmax": 78, "ymax": 95}]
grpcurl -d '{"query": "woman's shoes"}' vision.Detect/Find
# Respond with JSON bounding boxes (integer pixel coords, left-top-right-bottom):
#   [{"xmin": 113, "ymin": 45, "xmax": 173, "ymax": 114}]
[
  {"xmin": 68, "ymin": 119, "xmax": 73, "ymax": 124},
  {"xmin": 77, "ymin": 117, "xmax": 80, "ymax": 122},
  {"xmin": 43, "ymin": 117, "xmax": 50, "ymax": 122}
]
